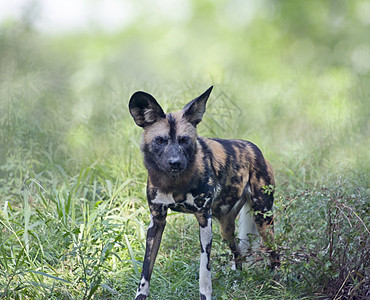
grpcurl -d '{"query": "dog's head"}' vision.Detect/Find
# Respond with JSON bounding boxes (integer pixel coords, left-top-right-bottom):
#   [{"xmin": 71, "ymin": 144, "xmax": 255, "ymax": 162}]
[{"xmin": 129, "ymin": 86, "xmax": 213, "ymax": 176}]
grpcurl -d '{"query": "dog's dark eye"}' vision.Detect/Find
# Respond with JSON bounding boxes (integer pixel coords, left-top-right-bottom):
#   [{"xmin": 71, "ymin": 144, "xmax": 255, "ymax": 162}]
[
  {"xmin": 155, "ymin": 137, "xmax": 167, "ymax": 145},
  {"xmin": 178, "ymin": 137, "xmax": 189, "ymax": 145}
]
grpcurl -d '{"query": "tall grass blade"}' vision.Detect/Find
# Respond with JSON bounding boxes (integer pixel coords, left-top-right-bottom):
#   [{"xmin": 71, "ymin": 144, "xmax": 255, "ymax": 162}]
[
  {"xmin": 28, "ymin": 270, "xmax": 72, "ymax": 284},
  {"xmin": 124, "ymin": 234, "xmax": 139, "ymax": 276}
]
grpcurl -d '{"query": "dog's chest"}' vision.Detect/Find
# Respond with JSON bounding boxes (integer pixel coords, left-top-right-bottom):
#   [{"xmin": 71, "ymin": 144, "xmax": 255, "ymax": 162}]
[
  {"xmin": 150, "ymin": 182, "xmax": 243, "ymax": 216},
  {"xmin": 150, "ymin": 184, "xmax": 218, "ymax": 213}
]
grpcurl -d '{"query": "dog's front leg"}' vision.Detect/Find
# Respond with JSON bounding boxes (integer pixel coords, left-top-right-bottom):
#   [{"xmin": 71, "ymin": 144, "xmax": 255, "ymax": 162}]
[
  {"xmin": 195, "ymin": 210, "xmax": 213, "ymax": 300},
  {"xmin": 135, "ymin": 207, "xmax": 167, "ymax": 300}
]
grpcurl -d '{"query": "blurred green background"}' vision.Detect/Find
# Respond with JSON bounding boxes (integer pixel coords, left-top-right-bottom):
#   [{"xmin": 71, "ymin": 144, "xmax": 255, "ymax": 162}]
[
  {"xmin": 0, "ymin": 0, "xmax": 369, "ymax": 299},
  {"xmin": 1, "ymin": 0, "xmax": 369, "ymax": 182}
]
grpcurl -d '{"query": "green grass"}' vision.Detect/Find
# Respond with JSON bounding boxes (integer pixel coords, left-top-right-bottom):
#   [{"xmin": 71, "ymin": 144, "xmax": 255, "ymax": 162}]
[{"xmin": 1, "ymin": 2, "xmax": 369, "ymax": 299}]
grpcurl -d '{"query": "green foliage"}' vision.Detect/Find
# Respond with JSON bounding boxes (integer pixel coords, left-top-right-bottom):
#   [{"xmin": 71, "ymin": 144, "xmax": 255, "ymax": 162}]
[
  {"xmin": 0, "ymin": 165, "xmax": 145, "ymax": 299},
  {"xmin": 1, "ymin": 1, "xmax": 369, "ymax": 299},
  {"xmin": 274, "ymin": 173, "xmax": 369, "ymax": 298}
]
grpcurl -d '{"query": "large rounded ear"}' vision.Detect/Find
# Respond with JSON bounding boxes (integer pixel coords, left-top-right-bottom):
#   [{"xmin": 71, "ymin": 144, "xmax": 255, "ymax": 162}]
[
  {"xmin": 129, "ymin": 91, "xmax": 166, "ymax": 127},
  {"xmin": 183, "ymin": 86, "xmax": 213, "ymax": 126}
]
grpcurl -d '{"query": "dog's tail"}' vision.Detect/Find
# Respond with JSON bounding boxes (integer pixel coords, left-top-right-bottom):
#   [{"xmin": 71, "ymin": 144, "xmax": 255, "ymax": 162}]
[{"xmin": 237, "ymin": 201, "xmax": 260, "ymax": 256}]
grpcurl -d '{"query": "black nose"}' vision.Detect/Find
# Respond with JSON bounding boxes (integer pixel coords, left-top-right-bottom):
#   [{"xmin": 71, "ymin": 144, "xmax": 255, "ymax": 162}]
[{"xmin": 168, "ymin": 158, "xmax": 181, "ymax": 169}]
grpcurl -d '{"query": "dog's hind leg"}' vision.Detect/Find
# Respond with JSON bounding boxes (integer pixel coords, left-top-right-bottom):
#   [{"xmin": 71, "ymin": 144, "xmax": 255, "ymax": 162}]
[
  {"xmin": 218, "ymin": 198, "xmax": 246, "ymax": 270},
  {"xmin": 237, "ymin": 201, "xmax": 261, "ymax": 264},
  {"xmin": 219, "ymin": 214, "xmax": 242, "ymax": 270},
  {"xmin": 250, "ymin": 191, "xmax": 280, "ymax": 269}
]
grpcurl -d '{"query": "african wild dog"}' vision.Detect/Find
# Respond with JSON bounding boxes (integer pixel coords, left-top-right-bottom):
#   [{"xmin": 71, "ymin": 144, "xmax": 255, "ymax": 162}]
[{"xmin": 129, "ymin": 86, "xmax": 279, "ymax": 300}]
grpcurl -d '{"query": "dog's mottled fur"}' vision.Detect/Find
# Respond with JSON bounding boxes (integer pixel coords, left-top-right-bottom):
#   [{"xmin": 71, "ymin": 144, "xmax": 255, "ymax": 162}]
[{"xmin": 129, "ymin": 86, "xmax": 279, "ymax": 300}]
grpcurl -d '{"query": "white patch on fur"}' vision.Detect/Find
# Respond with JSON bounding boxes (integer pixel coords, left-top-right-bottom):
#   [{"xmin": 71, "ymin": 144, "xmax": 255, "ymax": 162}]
[
  {"xmin": 151, "ymin": 191, "xmax": 175, "ymax": 205},
  {"xmin": 247, "ymin": 185, "xmax": 251, "ymax": 194},
  {"xmin": 147, "ymin": 215, "xmax": 154, "ymax": 229},
  {"xmin": 199, "ymin": 218, "xmax": 212, "ymax": 250},
  {"xmin": 143, "ymin": 108, "xmax": 156, "ymax": 123},
  {"xmin": 135, "ymin": 277, "xmax": 150, "ymax": 298},
  {"xmin": 199, "ymin": 218, "xmax": 212, "ymax": 299},
  {"xmin": 204, "ymin": 197, "xmax": 211, "ymax": 207},
  {"xmin": 215, "ymin": 184, "xmax": 222, "ymax": 195},
  {"xmin": 238, "ymin": 202, "xmax": 260, "ymax": 256},
  {"xmin": 185, "ymin": 193, "xmax": 194, "ymax": 206}
]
